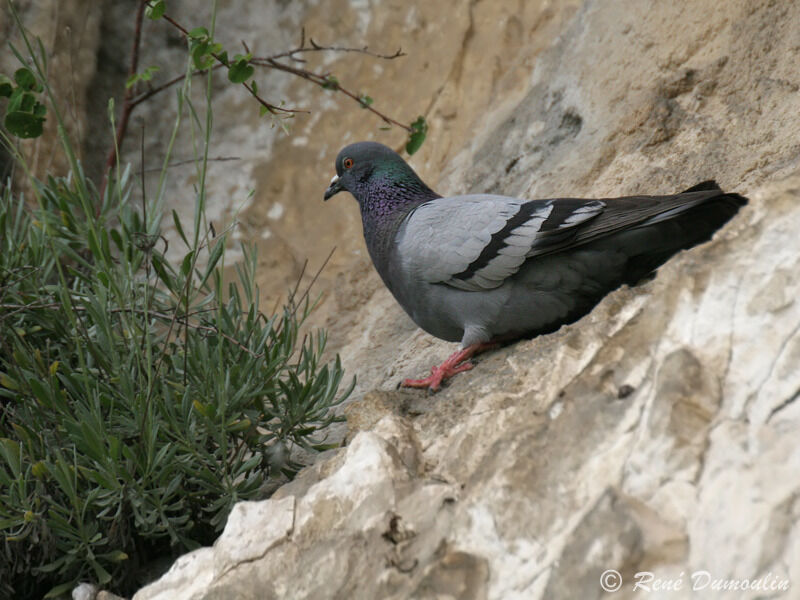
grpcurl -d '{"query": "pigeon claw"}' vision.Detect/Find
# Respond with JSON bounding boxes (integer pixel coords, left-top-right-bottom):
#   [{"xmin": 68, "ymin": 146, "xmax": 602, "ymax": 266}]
[
  {"xmin": 401, "ymin": 342, "xmax": 495, "ymax": 392},
  {"xmin": 402, "ymin": 361, "xmax": 474, "ymax": 392}
]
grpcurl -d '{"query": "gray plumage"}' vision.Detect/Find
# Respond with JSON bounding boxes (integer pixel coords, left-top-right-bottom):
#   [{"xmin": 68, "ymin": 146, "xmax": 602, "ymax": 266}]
[{"xmin": 324, "ymin": 141, "xmax": 747, "ymax": 355}]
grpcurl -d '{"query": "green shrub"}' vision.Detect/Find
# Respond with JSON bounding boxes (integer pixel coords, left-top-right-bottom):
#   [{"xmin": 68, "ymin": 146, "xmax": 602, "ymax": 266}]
[
  {"xmin": 0, "ymin": 164, "xmax": 353, "ymax": 599},
  {"xmin": 0, "ymin": 11, "xmax": 353, "ymax": 600}
]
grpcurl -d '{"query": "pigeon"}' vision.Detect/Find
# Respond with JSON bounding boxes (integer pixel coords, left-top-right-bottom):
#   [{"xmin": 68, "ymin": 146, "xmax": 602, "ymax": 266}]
[{"xmin": 323, "ymin": 141, "xmax": 747, "ymax": 391}]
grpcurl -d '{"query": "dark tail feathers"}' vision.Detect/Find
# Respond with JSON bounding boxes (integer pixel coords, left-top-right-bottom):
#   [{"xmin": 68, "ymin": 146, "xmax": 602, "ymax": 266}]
[
  {"xmin": 682, "ymin": 180, "xmax": 722, "ymax": 193},
  {"xmin": 682, "ymin": 179, "xmax": 748, "ymax": 209},
  {"xmin": 623, "ymin": 181, "xmax": 748, "ymax": 284}
]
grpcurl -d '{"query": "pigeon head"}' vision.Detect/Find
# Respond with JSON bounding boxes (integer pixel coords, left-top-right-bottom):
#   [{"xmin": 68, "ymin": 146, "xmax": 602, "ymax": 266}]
[{"xmin": 323, "ymin": 142, "xmax": 439, "ymax": 208}]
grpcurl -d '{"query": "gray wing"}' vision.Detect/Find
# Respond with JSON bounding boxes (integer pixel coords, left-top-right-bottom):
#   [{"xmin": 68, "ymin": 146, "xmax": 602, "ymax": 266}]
[{"xmin": 395, "ymin": 194, "xmax": 605, "ymax": 291}]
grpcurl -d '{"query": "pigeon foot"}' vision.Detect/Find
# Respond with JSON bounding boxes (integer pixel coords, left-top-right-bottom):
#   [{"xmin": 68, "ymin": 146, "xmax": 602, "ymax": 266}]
[{"xmin": 402, "ymin": 342, "xmax": 496, "ymax": 392}]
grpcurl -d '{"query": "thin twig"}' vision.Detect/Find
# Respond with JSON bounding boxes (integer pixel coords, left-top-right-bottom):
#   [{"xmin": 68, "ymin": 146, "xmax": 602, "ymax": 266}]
[
  {"xmin": 0, "ymin": 302, "xmax": 192, "ymax": 320},
  {"xmin": 269, "ymin": 38, "xmax": 405, "ymax": 63},
  {"xmin": 266, "ymin": 246, "xmax": 335, "ymax": 339},
  {"xmin": 262, "ymin": 27, "xmax": 405, "ymax": 63},
  {"xmin": 124, "ymin": 10, "xmax": 409, "ymax": 134},
  {"xmin": 139, "ymin": 124, "xmax": 150, "ymax": 355},
  {"xmin": 143, "ymin": 155, "xmax": 241, "ymax": 173},
  {"xmin": 0, "ymin": 266, "xmax": 41, "ymax": 294},
  {"xmin": 288, "ymin": 259, "xmax": 308, "ymax": 306},
  {"xmin": 0, "ymin": 301, "xmax": 265, "ymax": 359},
  {"xmin": 272, "ymin": 254, "xmax": 307, "ymax": 318},
  {"xmin": 99, "ymin": 3, "xmax": 414, "ymax": 220},
  {"xmin": 252, "ymin": 58, "xmax": 411, "ymax": 131},
  {"xmin": 290, "ymin": 246, "xmax": 336, "ymax": 320},
  {"xmin": 130, "ymin": 63, "xmax": 226, "ymax": 109},
  {"xmin": 154, "ymin": 5, "xmax": 302, "ymax": 116},
  {"xmin": 101, "ymin": 0, "xmax": 147, "ymax": 204},
  {"xmin": 0, "ymin": 301, "xmax": 62, "ymax": 322}
]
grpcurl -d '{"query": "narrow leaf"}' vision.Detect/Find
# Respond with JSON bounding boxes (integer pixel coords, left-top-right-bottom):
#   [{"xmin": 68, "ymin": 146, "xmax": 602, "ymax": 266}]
[
  {"xmin": 200, "ymin": 238, "xmax": 225, "ymax": 288},
  {"xmin": 181, "ymin": 250, "xmax": 195, "ymax": 276}
]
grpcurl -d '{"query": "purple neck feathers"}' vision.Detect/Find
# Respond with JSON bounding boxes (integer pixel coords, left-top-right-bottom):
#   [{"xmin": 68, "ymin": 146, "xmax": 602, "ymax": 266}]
[{"xmin": 355, "ymin": 173, "xmax": 440, "ymax": 271}]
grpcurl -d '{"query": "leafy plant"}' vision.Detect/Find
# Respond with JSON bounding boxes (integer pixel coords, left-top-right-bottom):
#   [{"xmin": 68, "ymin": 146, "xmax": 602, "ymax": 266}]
[
  {"xmin": 0, "ymin": 66, "xmax": 47, "ymax": 138},
  {"xmin": 0, "ymin": 143, "xmax": 353, "ymax": 600},
  {"xmin": 0, "ymin": 6, "xmax": 354, "ymax": 598}
]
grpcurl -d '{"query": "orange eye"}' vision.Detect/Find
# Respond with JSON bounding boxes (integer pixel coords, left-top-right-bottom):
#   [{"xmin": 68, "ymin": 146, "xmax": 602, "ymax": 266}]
[{"xmin": 343, "ymin": 157, "xmax": 354, "ymax": 169}]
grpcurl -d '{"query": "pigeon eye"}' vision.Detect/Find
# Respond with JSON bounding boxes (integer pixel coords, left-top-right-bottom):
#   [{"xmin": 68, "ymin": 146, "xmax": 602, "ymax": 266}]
[{"xmin": 343, "ymin": 158, "xmax": 354, "ymax": 169}]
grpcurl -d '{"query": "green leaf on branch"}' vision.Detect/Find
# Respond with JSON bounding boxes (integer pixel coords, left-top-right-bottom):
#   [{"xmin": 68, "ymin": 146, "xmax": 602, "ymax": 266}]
[
  {"xmin": 322, "ymin": 75, "xmax": 339, "ymax": 90},
  {"xmin": 13, "ymin": 67, "xmax": 40, "ymax": 91},
  {"xmin": 125, "ymin": 65, "xmax": 160, "ymax": 89},
  {"xmin": 191, "ymin": 40, "xmax": 215, "ymax": 70},
  {"xmin": 228, "ymin": 55, "xmax": 254, "ymax": 84},
  {"xmin": 358, "ymin": 94, "xmax": 373, "ymax": 108},
  {"xmin": 145, "ymin": 0, "xmax": 166, "ymax": 20},
  {"xmin": 188, "ymin": 27, "xmax": 209, "ymax": 40},
  {"xmin": 405, "ymin": 115, "xmax": 428, "ymax": 155}
]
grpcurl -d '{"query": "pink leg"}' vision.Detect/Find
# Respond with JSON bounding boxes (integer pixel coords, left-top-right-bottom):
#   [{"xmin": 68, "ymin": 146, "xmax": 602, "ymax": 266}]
[{"xmin": 402, "ymin": 342, "xmax": 497, "ymax": 392}]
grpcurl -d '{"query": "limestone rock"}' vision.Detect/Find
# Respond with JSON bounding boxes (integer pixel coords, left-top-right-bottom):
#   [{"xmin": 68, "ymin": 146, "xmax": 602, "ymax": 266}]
[{"xmin": 134, "ymin": 422, "xmax": 466, "ymax": 600}]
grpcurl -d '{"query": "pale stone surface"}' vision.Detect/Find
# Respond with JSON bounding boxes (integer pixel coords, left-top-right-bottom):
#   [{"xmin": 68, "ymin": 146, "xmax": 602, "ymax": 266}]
[
  {"xmin": 28, "ymin": 0, "xmax": 799, "ymax": 598},
  {"xmin": 72, "ymin": 583, "xmax": 126, "ymax": 600},
  {"xmin": 213, "ymin": 496, "xmax": 295, "ymax": 577},
  {"xmin": 72, "ymin": 582, "xmax": 99, "ymax": 600},
  {"xmin": 133, "ymin": 548, "xmax": 215, "ymax": 600}
]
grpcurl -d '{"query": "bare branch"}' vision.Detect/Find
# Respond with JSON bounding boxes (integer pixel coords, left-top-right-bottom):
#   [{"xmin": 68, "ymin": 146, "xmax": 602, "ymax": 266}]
[
  {"xmin": 0, "ymin": 302, "xmax": 264, "ymax": 358},
  {"xmin": 100, "ymin": 0, "xmax": 147, "ymax": 205},
  {"xmin": 143, "ymin": 155, "xmax": 241, "ymax": 173},
  {"xmin": 252, "ymin": 57, "xmax": 412, "ymax": 132},
  {"xmin": 104, "ymin": 3, "xmax": 414, "ymax": 190},
  {"xmin": 263, "ymin": 35, "xmax": 405, "ymax": 63},
  {"xmin": 130, "ymin": 63, "xmax": 225, "ymax": 109},
  {"xmin": 152, "ymin": 4, "xmax": 303, "ymax": 116}
]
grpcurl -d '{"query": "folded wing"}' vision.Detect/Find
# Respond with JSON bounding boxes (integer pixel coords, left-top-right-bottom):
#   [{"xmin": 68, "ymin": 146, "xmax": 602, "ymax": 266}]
[
  {"xmin": 396, "ymin": 187, "xmax": 732, "ymax": 292},
  {"xmin": 396, "ymin": 194, "xmax": 604, "ymax": 291}
]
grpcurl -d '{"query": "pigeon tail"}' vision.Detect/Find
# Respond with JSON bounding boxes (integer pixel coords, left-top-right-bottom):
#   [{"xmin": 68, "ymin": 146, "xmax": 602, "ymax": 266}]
[
  {"xmin": 620, "ymin": 186, "xmax": 747, "ymax": 285},
  {"xmin": 681, "ymin": 180, "xmax": 722, "ymax": 193}
]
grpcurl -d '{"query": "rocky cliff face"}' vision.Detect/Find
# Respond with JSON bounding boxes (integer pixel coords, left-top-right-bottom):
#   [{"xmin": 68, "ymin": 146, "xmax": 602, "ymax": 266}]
[
  {"xmin": 7, "ymin": 1, "xmax": 800, "ymax": 599},
  {"xmin": 130, "ymin": 2, "xmax": 800, "ymax": 599}
]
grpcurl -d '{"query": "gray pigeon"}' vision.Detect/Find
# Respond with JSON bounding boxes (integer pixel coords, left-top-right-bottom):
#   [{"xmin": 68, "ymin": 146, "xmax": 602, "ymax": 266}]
[{"xmin": 324, "ymin": 141, "xmax": 747, "ymax": 391}]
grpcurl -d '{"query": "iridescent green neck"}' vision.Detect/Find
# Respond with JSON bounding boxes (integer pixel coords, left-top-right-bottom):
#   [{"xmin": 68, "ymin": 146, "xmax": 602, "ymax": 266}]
[{"xmin": 354, "ymin": 165, "xmax": 440, "ymax": 271}]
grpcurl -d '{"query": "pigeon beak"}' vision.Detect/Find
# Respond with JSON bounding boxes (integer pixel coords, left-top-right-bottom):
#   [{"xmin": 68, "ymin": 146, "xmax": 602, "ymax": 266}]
[{"xmin": 323, "ymin": 174, "xmax": 343, "ymax": 201}]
